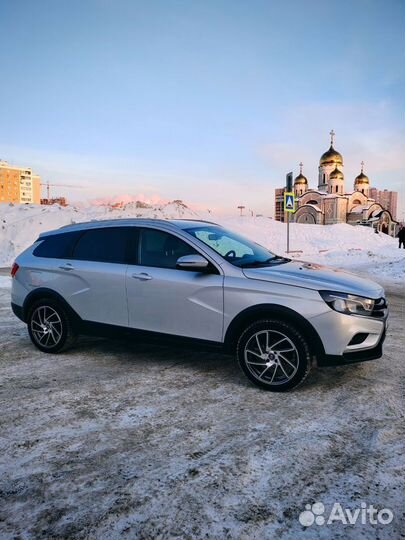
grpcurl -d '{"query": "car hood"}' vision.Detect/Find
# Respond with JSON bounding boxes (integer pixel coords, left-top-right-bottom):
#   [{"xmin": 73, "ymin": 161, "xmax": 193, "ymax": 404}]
[{"xmin": 242, "ymin": 260, "xmax": 384, "ymax": 298}]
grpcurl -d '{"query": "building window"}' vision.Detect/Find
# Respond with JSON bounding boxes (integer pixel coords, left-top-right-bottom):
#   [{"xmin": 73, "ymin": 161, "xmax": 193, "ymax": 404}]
[{"xmin": 336, "ymin": 185, "xmax": 338, "ymax": 193}]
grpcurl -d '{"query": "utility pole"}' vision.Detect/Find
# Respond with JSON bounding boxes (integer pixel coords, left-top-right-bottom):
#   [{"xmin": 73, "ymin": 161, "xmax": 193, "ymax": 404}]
[{"xmin": 237, "ymin": 205, "xmax": 245, "ymax": 217}]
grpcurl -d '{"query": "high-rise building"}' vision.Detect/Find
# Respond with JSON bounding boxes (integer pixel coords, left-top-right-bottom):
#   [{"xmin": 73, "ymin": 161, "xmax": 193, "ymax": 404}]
[
  {"xmin": 0, "ymin": 160, "xmax": 41, "ymax": 204},
  {"xmin": 274, "ymin": 187, "xmax": 286, "ymax": 222},
  {"xmin": 368, "ymin": 188, "xmax": 397, "ymax": 220}
]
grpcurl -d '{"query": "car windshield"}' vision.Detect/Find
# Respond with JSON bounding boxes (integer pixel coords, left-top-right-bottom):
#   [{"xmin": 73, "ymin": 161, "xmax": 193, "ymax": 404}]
[{"xmin": 184, "ymin": 225, "xmax": 287, "ymax": 267}]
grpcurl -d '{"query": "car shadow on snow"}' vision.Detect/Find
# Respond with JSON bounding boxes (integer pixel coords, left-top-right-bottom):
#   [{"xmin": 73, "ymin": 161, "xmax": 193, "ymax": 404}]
[{"xmin": 69, "ymin": 334, "xmax": 369, "ymax": 392}]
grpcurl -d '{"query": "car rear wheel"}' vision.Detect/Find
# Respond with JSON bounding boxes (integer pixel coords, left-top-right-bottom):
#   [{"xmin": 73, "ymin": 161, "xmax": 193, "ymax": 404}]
[
  {"xmin": 237, "ymin": 319, "xmax": 311, "ymax": 391},
  {"xmin": 27, "ymin": 299, "xmax": 77, "ymax": 353}
]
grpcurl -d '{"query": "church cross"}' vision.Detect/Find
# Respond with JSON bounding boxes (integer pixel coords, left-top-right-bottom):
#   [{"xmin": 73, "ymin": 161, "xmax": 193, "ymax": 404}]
[
  {"xmin": 361, "ymin": 160, "xmax": 364, "ymax": 172},
  {"xmin": 299, "ymin": 161, "xmax": 303, "ymax": 174},
  {"xmin": 330, "ymin": 129, "xmax": 335, "ymax": 146}
]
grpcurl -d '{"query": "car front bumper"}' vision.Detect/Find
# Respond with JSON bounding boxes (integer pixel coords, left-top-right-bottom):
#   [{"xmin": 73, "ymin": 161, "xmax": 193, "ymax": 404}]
[
  {"xmin": 308, "ymin": 302, "xmax": 388, "ymax": 366},
  {"xmin": 318, "ymin": 328, "xmax": 386, "ymax": 366}
]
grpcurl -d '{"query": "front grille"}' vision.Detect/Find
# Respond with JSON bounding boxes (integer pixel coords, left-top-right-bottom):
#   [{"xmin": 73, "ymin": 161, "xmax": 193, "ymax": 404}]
[{"xmin": 371, "ymin": 297, "xmax": 388, "ymax": 318}]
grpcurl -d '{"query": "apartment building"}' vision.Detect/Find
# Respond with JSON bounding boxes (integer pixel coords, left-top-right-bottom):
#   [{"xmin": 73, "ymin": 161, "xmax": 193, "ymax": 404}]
[
  {"xmin": 369, "ymin": 188, "xmax": 398, "ymax": 220},
  {"xmin": 0, "ymin": 160, "xmax": 41, "ymax": 204},
  {"xmin": 274, "ymin": 187, "xmax": 286, "ymax": 222}
]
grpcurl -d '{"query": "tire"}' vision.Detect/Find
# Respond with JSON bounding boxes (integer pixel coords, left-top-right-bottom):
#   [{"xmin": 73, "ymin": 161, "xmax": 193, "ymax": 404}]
[
  {"xmin": 237, "ymin": 319, "xmax": 312, "ymax": 392},
  {"xmin": 27, "ymin": 298, "xmax": 77, "ymax": 353}
]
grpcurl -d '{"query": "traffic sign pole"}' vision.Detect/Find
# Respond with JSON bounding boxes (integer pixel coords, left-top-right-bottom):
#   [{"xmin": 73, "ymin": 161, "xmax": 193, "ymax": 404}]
[{"xmin": 285, "ymin": 172, "xmax": 294, "ymax": 254}]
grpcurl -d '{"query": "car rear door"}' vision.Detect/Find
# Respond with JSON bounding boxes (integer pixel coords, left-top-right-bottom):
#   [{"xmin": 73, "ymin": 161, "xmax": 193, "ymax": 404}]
[
  {"xmin": 126, "ymin": 227, "xmax": 224, "ymax": 342},
  {"xmin": 57, "ymin": 226, "xmax": 132, "ymax": 326}
]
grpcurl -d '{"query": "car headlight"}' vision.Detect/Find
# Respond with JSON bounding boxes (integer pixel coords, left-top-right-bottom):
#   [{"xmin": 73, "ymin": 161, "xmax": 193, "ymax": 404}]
[{"xmin": 319, "ymin": 291, "xmax": 375, "ymax": 316}]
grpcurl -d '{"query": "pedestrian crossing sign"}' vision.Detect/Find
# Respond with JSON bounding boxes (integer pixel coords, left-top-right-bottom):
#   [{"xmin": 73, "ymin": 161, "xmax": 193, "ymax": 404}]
[{"xmin": 284, "ymin": 192, "xmax": 295, "ymax": 213}]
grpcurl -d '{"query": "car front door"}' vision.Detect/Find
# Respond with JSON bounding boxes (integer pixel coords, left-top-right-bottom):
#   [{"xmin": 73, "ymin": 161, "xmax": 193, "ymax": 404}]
[{"xmin": 126, "ymin": 227, "xmax": 224, "ymax": 342}]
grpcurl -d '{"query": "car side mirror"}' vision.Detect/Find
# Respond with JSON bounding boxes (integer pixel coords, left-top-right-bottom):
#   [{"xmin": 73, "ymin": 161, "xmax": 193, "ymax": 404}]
[{"xmin": 176, "ymin": 254, "xmax": 209, "ymax": 270}]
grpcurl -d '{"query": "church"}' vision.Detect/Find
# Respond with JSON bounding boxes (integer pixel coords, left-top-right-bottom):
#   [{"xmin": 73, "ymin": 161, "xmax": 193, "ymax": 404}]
[{"xmin": 291, "ymin": 131, "xmax": 397, "ymax": 236}]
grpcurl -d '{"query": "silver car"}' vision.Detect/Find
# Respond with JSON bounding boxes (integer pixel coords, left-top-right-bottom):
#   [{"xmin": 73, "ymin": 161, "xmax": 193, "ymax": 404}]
[{"xmin": 10, "ymin": 219, "xmax": 388, "ymax": 391}]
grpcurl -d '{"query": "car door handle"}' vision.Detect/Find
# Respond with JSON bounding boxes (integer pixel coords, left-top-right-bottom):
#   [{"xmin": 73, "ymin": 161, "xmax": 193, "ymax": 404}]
[
  {"xmin": 132, "ymin": 272, "xmax": 153, "ymax": 281},
  {"xmin": 59, "ymin": 263, "xmax": 74, "ymax": 271}
]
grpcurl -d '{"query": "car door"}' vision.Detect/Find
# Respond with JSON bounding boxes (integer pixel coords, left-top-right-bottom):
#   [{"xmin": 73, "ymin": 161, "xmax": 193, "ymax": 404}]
[
  {"xmin": 58, "ymin": 227, "xmax": 131, "ymax": 327},
  {"xmin": 126, "ymin": 227, "xmax": 224, "ymax": 342}
]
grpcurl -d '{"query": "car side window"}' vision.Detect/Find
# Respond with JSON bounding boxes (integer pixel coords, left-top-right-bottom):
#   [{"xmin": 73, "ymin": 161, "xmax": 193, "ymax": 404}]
[
  {"xmin": 140, "ymin": 229, "xmax": 199, "ymax": 269},
  {"xmin": 33, "ymin": 231, "xmax": 81, "ymax": 259},
  {"xmin": 71, "ymin": 227, "xmax": 130, "ymax": 264}
]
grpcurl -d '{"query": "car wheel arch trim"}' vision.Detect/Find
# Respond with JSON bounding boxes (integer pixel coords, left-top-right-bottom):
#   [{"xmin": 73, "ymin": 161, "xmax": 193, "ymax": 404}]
[
  {"xmin": 23, "ymin": 287, "xmax": 81, "ymax": 325},
  {"xmin": 224, "ymin": 303, "xmax": 325, "ymax": 358}
]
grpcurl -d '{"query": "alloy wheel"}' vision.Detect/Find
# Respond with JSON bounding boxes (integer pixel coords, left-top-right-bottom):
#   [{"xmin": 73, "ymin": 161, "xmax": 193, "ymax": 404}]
[
  {"xmin": 244, "ymin": 329, "xmax": 299, "ymax": 385},
  {"xmin": 30, "ymin": 305, "xmax": 63, "ymax": 349}
]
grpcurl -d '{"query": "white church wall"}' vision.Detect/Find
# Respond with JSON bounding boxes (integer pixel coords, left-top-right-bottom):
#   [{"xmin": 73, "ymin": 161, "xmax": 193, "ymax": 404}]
[{"xmin": 318, "ymin": 163, "xmax": 340, "ymax": 190}]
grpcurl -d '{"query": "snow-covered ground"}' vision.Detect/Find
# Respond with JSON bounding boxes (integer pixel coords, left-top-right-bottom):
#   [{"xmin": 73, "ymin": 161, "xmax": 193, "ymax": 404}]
[
  {"xmin": 1, "ymin": 203, "xmax": 404, "ymax": 538},
  {"xmin": 0, "ymin": 276, "xmax": 11, "ymax": 288},
  {"xmin": 0, "ymin": 201, "xmax": 404, "ymax": 285},
  {"xmin": 0, "ymin": 270, "xmax": 404, "ymax": 539}
]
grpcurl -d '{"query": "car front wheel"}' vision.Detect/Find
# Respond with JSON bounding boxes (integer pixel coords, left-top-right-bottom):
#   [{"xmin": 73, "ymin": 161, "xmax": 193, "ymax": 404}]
[
  {"xmin": 27, "ymin": 299, "xmax": 77, "ymax": 353},
  {"xmin": 237, "ymin": 319, "xmax": 312, "ymax": 391}
]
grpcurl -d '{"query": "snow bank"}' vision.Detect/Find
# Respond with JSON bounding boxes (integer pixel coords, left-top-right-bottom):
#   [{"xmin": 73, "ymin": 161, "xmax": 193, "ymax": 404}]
[
  {"xmin": 0, "ymin": 202, "xmax": 403, "ymax": 286},
  {"xmin": 0, "ymin": 201, "xmax": 199, "ymax": 268},
  {"xmin": 0, "ymin": 276, "xmax": 11, "ymax": 288},
  {"xmin": 220, "ymin": 217, "xmax": 405, "ymax": 285}
]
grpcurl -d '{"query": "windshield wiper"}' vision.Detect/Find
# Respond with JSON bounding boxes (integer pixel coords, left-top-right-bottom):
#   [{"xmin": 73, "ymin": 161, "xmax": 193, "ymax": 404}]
[
  {"xmin": 267, "ymin": 255, "xmax": 290, "ymax": 262},
  {"xmin": 239, "ymin": 259, "xmax": 273, "ymax": 268},
  {"xmin": 239, "ymin": 256, "xmax": 290, "ymax": 268}
]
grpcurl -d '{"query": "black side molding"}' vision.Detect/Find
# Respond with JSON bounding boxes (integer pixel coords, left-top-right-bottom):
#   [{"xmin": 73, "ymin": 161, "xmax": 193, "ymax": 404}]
[{"xmin": 79, "ymin": 320, "xmax": 225, "ymax": 352}]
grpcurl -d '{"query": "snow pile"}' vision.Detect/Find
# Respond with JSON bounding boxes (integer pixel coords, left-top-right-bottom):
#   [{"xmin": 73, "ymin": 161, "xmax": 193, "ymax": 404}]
[
  {"xmin": 0, "ymin": 201, "xmax": 199, "ymax": 268},
  {"xmin": 220, "ymin": 217, "xmax": 404, "ymax": 285},
  {"xmin": 0, "ymin": 202, "xmax": 403, "ymax": 285}
]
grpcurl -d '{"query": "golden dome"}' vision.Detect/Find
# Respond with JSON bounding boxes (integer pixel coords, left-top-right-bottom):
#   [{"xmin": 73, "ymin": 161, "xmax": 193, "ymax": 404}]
[
  {"xmin": 354, "ymin": 172, "xmax": 369, "ymax": 184},
  {"xmin": 294, "ymin": 162, "xmax": 308, "ymax": 185},
  {"xmin": 294, "ymin": 173, "xmax": 308, "ymax": 185},
  {"xmin": 329, "ymin": 166, "xmax": 344, "ymax": 179},
  {"xmin": 355, "ymin": 163, "xmax": 369, "ymax": 184},
  {"xmin": 320, "ymin": 145, "xmax": 343, "ymax": 166}
]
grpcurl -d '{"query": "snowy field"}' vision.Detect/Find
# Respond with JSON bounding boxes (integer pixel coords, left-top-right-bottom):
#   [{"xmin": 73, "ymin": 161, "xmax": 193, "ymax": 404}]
[{"xmin": 0, "ymin": 201, "xmax": 404, "ymax": 286}]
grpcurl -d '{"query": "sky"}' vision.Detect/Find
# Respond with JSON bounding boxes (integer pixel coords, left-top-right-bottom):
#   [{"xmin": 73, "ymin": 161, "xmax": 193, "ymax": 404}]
[{"xmin": 0, "ymin": 0, "xmax": 404, "ymax": 217}]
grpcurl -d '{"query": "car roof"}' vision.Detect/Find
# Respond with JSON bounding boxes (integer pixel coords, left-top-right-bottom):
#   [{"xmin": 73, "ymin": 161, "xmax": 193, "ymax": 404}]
[{"xmin": 38, "ymin": 218, "xmax": 220, "ymax": 238}]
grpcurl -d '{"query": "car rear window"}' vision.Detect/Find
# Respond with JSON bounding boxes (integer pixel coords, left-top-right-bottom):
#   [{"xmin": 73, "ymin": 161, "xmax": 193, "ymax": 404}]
[
  {"xmin": 33, "ymin": 232, "xmax": 81, "ymax": 259},
  {"xmin": 71, "ymin": 227, "xmax": 131, "ymax": 264}
]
